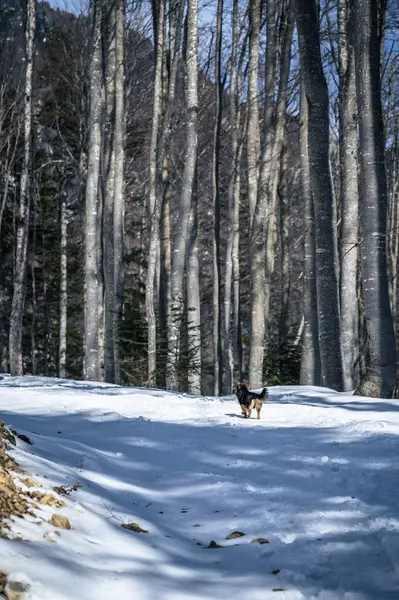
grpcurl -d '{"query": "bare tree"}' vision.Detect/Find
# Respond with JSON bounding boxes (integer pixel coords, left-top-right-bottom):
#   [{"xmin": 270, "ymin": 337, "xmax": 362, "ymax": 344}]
[
  {"xmin": 59, "ymin": 191, "xmax": 68, "ymax": 378},
  {"xmin": 113, "ymin": 0, "xmax": 125, "ymax": 384},
  {"xmin": 84, "ymin": 0, "xmax": 103, "ymax": 381},
  {"xmin": 353, "ymin": 0, "xmax": 397, "ymax": 397},
  {"xmin": 167, "ymin": 0, "xmax": 199, "ymax": 390},
  {"xmin": 9, "ymin": 0, "xmax": 36, "ymax": 376},
  {"xmin": 295, "ymin": 0, "xmax": 344, "ymax": 391},
  {"xmin": 146, "ymin": 0, "xmax": 166, "ymax": 385},
  {"xmin": 223, "ymin": 0, "xmax": 239, "ymax": 394},
  {"xmin": 103, "ymin": 0, "xmax": 117, "ymax": 383},
  {"xmin": 338, "ymin": 0, "xmax": 359, "ymax": 390},
  {"xmin": 299, "ymin": 73, "xmax": 321, "ymax": 386},
  {"xmin": 211, "ymin": 0, "xmax": 224, "ymax": 395}
]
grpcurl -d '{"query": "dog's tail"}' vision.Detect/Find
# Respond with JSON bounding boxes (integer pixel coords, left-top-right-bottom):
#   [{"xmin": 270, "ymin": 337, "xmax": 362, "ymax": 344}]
[{"xmin": 259, "ymin": 387, "xmax": 268, "ymax": 399}]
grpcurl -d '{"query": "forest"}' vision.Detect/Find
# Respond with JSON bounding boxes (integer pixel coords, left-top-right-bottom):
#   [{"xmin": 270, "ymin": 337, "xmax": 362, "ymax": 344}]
[{"xmin": 0, "ymin": 0, "xmax": 398, "ymax": 397}]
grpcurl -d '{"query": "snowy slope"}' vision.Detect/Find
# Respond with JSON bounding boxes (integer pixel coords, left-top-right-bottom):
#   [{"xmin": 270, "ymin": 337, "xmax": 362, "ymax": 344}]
[{"xmin": 1, "ymin": 377, "xmax": 399, "ymax": 599}]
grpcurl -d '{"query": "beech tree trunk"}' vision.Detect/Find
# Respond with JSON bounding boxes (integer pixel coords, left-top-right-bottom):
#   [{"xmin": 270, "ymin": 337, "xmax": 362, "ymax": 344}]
[
  {"xmin": 353, "ymin": 0, "xmax": 397, "ymax": 398},
  {"xmin": 223, "ymin": 0, "xmax": 239, "ymax": 394},
  {"xmin": 166, "ymin": 0, "xmax": 198, "ymax": 390},
  {"xmin": 9, "ymin": 0, "xmax": 36, "ymax": 376},
  {"xmin": 59, "ymin": 193, "xmax": 67, "ymax": 379},
  {"xmin": 84, "ymin": 0, "xmax": 103, "ymax": 381},
  {"xmin": 103, "ymin": 0, "xmax": 117, "ymax": 383},
  {"xmin": 146, "ymin": 0, "xmax": 166, "ymax": 385},
  {"xmin": 295, "ymin": 0, "xmax": 344, "ymax": 391},
  {"xmin": 211, "ymin": 0, "xmax": 223, "ymax": 395},
  {"xmin": 113, "ymin": 0, "xmax": 125, "ymax": 384},
  {"xmin": 338, "ymin": 0, "xmax": 359, "ymax": 390},
  {"xmin": 299, "ymin": 74, "xmax": 321, "ymax": 385}
]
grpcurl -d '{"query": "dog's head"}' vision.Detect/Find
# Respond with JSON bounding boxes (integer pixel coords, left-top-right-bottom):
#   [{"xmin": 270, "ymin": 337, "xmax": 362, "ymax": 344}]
[{"xmin": 235, "ymin": 381, "xmax": 250, "ymax": 396}]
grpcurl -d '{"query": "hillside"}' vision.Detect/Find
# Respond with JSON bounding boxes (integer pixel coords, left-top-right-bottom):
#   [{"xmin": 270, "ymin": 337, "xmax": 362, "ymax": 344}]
[{"xmin": 0, "ymin": 377, "xmax": 399, "ymax": 599}]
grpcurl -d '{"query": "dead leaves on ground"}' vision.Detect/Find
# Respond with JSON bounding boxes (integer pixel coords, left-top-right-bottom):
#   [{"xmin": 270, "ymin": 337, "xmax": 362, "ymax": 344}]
[{"xmin": 121, "ymin": 522, "xmax": 148, "ymax": 533}]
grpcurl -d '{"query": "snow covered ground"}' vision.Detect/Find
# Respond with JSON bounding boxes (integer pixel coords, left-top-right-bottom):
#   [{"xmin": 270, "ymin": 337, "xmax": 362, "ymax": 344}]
[{"xmin": 1, "ymin": 376, "xmax": 399, "ymax": 599}]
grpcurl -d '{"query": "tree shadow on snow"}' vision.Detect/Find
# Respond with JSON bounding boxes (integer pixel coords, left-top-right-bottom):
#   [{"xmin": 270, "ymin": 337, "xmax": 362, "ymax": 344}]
[{"xmin": 2, "ymin": 402, "xmax": 399, "ymax": 599}]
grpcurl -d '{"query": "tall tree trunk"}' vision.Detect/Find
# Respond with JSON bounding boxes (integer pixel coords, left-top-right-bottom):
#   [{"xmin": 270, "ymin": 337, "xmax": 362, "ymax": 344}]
[
  {"xmin": 113, "ymin": 0, "xmax": 125, "ymax": 384},
  {"xmin": 9, "ymin": 0, "xmax": 36, "ymax": 376},
  {"xmin": 299, "ymin": 73, "xmax": 321, "ymax": 386},
  {"xmin": 187, "ymin": 174, "xmax": 201, "ymax": 394},
  {"xmin": 278, "ymin": 145, "xmax": 290, "ymax": 347},
  {"xmin": 103, "ymin": 0, "xmax": 117, "ymax": 383},
  {"xmin": 146, "ymin": 0, "xmax": 165, "ymax": 385},
  {"xmin": 247, "ymin": 0, "xmax": 263, "ymax": 387},
  {"xmin": 246, "ymin": 0, "xmax": 260, "ymax": 229},
  {"xmin": 166, "ymin": 0, "xmax": 198, "ymax": 390},
  {"xmin": 353, "ymin": 0, "xmax": 397, "ymax": 398},
  {"xmin": 249, "ymin": 0, "xmax": 293, "ymax": 388},
  {"xmin": 147, "ymin": 0, "xmax": 183, "ymax": 387},
  {"xmin": 223, "ymin": 0, "xmax": 239, "ymax": 394},
  {"xmin": 84, "ymin": 0, "xmax": 103, "ymax": 381},
  {"xmin": 59, "ymin": 192, "xmax": 67, "ymax": 379},
  {"xmin": 211, "ymin": 0, "xmax": 223, "ymax": 395},
  {"xmin": 338, "ymin": 0, "xmax": 359, "ymax": 390},
  {"xmin": 295, "ymin": 0, "xmax": 344, "ymax": 391},
  {"xmin": 264, "ymin": 1, "xmax": 294, "ymax": 351}
]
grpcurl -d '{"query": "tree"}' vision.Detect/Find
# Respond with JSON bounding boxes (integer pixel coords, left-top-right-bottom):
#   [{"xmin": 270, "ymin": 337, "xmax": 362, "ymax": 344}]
[
  {"xmin": 102, "ymin": 0, "xmax": 126, "ymax": 384},
  {"xmin": 9, "ymin": 0, "xmax": 36, "ymax": 376},
  {"xmin": 338, "ymin": 0, "xmax": 359, "ymax": 391},
  {"xmin": 211, "ymin": 0, "xmax": 224, "ymax": 395},
  {"xmin": 84, "ymin": 0, "xmax": 103, "ymax": 381},
  {"xmin": 295, "ymin": 0, "xmax": 344, "ymax": 391},
  {"xmin": 353, "ymin": 0, "xmax": 397, "ymax": 398},
  {"xmin": 299, "ymin": 72, "xmax": 321, "ymax": 386}
]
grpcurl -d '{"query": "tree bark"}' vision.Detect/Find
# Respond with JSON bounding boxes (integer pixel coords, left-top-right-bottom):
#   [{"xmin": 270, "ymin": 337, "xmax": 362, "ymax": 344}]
[
  {"xmin": 113, "ymin": 0, "xmax": 125, "ymax": 384},
  {"xmin": 84, "ymin": 0, "xmax": 103, "ymax": 381},
  {"xmin": 211, "ymin": 0, "xmax": 224, "ymax": 395},
  {"xmin": 146, "ymin": 0, "xmax": 166, "ymax": 385},
  {"xmin": 9, "ymin": 0, "xmax": 36, "ymax": 376},
  {"xmin": 223, "ymin": 0, "xmax": 239, "ymax": 394},
  {"xmin": 59, "ymin": 192, "xmax": 67, "ymax": 379},
  {"xmin": 295, "ymin": 0, "xmax": 344, "ymax": 391},
  {"xmin": 338, "ymin": 0, "xmax": 359, "ymax": 390},
  {"xmin": 299, "ymin": 73, "xmax": 321, "ymax": 386},
  {"xmin": 187, "ymin": 174, "xmax": 201, "ymax": 394},
  {"xmin": 353, "ymin": 0, "xmax": 397, "ymax": 398},
  {"xmin": 166, "ymin": 0, "xmax": 198, "ymax": 390},
  {"xmin": 103, "ymin": 0, "xmax": 117, "ymax": 383},
  {"xmin": 246, "ymin": 0, "xmax": 260, "ymax": 229}
]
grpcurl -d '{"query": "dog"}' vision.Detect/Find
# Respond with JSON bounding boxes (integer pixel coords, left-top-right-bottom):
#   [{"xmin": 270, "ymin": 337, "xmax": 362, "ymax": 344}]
[{"xmin": 235, "ymin": 382, "xmax": 268, "ymax": 419}]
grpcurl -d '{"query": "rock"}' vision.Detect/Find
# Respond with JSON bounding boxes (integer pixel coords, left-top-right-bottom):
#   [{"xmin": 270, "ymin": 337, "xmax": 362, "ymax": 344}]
[
  {"xmin": 40, "ymin": 493, "xmax": 66, "ymax": 508},
  {"xmin": 207, "ymin": 540, "xmax": 223, "ymax": 548},
  {"xmin": 226, "ymin": 531, "xmax": 245, "ymax": 540},
  {"xmin": 17, "ymin": 434, "xmax": 32, "ymax": 445},
  {"xmin": 4, "ymin": 572, "xmax": 32, "ymax": 600},
  {"xmin": 49, "ymin": 514, "xmax": 71, "ymax": 530},
  {"xmin": 272, "ymin": 588, "xmax": 285, "ymax": 592},
  {"xmin": 44, "ymin": 532, "xmax": 58, "ymax": 543},
  {"xmin": 251, "ymin": 537, "xmax": 270, "ymax": 544},
  {"xmin": 272, "ymin": 569, "xmax": 280, "ymax": 575},
  {"xmin": 121, "ymin": 522, "xmax": 148, "ymax": 533},
  {"xmin": 19, "ymin": 477, "xmax": 40, "ymax": 488}
]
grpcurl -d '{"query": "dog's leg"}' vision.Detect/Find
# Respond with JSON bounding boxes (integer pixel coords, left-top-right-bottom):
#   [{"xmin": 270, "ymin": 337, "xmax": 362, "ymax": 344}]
[
  {"xmin": 240, "ymin": 404, "xmax": 247, "ymax": 417},
  {"xmin": 256, "ymin": 407, "xmax": 261, "ymax": 420},
  {"xmin": 248, "ymin": 409, "xmax": 252, "ymax": 418}
]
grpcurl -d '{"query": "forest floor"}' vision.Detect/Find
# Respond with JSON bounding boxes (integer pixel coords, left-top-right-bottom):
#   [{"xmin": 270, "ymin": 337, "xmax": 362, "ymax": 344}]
[{"xmin": 0, "ymin": 376, "xmax": 399, "ymax": 599}]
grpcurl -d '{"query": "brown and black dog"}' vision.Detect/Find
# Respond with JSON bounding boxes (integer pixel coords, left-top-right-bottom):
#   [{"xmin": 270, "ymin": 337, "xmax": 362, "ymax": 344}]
[{"xmin": 235, "ymin": 382, "xmax": 268, "ymax": 419}]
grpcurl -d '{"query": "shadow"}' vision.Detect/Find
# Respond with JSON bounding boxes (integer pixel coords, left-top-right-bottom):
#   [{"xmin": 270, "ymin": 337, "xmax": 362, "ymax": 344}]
[{"xmin": 2, "ymin": 394, "xmax": 399, "ymax": 599}]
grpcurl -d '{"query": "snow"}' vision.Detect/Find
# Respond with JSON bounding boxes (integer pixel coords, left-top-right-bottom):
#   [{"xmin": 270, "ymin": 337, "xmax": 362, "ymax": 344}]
[{"xmin": 1, "ymin": 377, "xmax": 399, "ymax": 599}]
